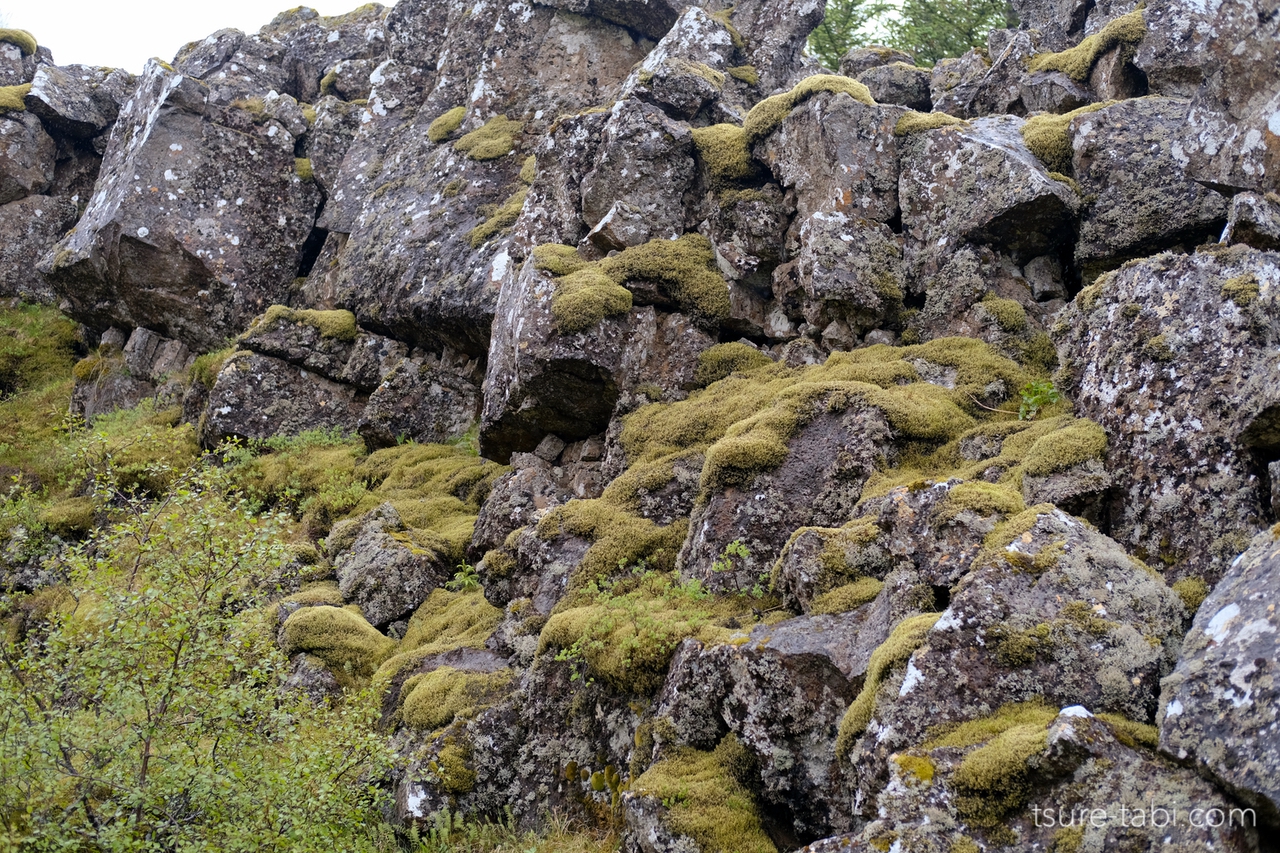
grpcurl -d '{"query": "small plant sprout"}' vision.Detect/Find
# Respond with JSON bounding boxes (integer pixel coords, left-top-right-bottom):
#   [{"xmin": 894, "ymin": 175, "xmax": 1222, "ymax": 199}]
[
  {"xmin": 446, "ymin": 561, "xmax": 482, "ymax": 591},
  {"xmin": 1018, "ymin": 380, "xmax": 1061, "ymax": 421}
]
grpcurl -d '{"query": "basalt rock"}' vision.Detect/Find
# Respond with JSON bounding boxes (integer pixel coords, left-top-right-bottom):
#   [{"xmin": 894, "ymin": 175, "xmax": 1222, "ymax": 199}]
[
  {"xmin": 1055, "ymin": 246, "xmax": 1280, "ymax": 585},
  {"xmin": 1160, "ymin": 527, "xmax": 1280, "ymax": 827}
]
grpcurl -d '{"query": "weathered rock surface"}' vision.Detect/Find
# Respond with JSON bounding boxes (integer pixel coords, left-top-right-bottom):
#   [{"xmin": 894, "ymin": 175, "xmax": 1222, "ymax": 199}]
[
  {"xmin": 331, "ymin": 503, "xmax": 450, "ymax": 627},
  {"xmin": 1160, "ymin": 528, "xmax": 1280, "ymax": 826},
  {"xmin": 1056, "ymin": 247, "xmax": 1280, "ymax": 584},
  {"xmin": 42, "ymin": 62, "xmax": 322, "ymax": 349},
  {"xmin": 0, "ymin": 111, "xmax": 55, "ymax": 204},
  {"xmin": 0, "ymin": 195, "xmax": 78, "ymax": 301}
]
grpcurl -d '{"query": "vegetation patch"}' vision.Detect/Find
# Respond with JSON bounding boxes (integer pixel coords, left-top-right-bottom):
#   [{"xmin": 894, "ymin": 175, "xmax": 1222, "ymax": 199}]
[
  {"xmin": 894, "ymin": 110, "xmax": 966, "ymax": 135},
  {"xmin": 632, "ymin": 735, "xmax": 777, "ymax": 853},
  {"xmin": 692, "ymin": 123, "xmax": 756, "ymax": 186},
  {"xmin": 454, "ymin": 115, "xmax": 522, "ymax": 161},
  {"xmin": 1027, "ymin": 10, "xmax": 1147, "ymax": 81},
  {"xmin": 374, "ymin": 587, "xmax": 503, "ymax": 690},
  {"xmin": 295, "ymin": 157, "xmax": 314, "ymax": 182},
  {"xmin": 744, "ymin": 74, "xmax": 875, "ymax": 145},
  {"xmin": 980, "ymin": 294, "xmax": 1028, "ymax": 333},
  {"xmin": 400, "ymin": 666, "xmax": 513, "ymax": 730},
  {"xmin": 1020, "ymin": 102, "xmax": 1113, "ymax": 173},
  {"xmin": 0, "ymin": 83, "xmax": 31, "ymax": 114},
  {"xmin": 727, "ymin": 65, "xmax": 759, "ymax": 86},
  {"xmin": 257, "ymin": 304, "xmax": 359, "ymax": 341},
  {"xmin": 836, "ymin": 612, "xmax": 941, "ymax": 755},
  {"xmin": 693, "ymin": 342, "xmax": 773, "ymax": 388},
  {"xmin": 1222, "ymin": 273, "xmax": 1260, "ymax": 307},
  {"xmin": 1171, "ymin": 577, "xmax": 1209, "ymax": 615},
  {"xmin": 428, "ymin": 106, "xmax": 466, "ymax": 142},
  {"xmin": 467, "ymin": 187, "xmax": 528, "ymax": 248},
  {"xmin": 811, "ymin": 577, "xmax": 885, "ymax": 614},
  {"xmin": 1022, "ymin": 418, "xmax": 1107, "ymax": 476},
  {"xmin": 282, "ymin": 605, "xmax": 397, "ymax": 688},
  {"xmin": 0, "ymin": 28, "xmax": 38, "ymax": 55}
]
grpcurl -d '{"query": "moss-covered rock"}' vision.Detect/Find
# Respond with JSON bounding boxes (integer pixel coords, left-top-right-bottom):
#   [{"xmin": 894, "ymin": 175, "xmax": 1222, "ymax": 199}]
[
  {"xmin": 427, "ymin": 106, "xmax": 465, "ymax": 143},
  {"xmin": 743, "ymin": 74, "xmax": 875, "ymax": 145},
  {"xmin": 281, "ymin": 605, "xmax": 396, "ymax": 688},
  {"xmin": 1027, "ymin": 9, "xmax": 1147, "ymax": 82},
  {"xmin": 453, "ymin": 115, "xmax": 522, "ymax": 161}
]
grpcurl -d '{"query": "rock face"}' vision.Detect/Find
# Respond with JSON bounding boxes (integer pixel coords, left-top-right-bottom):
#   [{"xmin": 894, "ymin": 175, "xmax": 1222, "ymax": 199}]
[
  {"xmin": 1160, "ymin": 528, "xmax": 1280, "ymax": 826},
  {"xmin": 8, "ymin": 0, "xmax": 1280, "ymax": 849},
  {"xmin": 42, "ymin": 63, "xmax": 322, "ymax": 349},
  {"xmin": 1055, "ymin": 247, "xmax": 1280, "ymax": 585}
]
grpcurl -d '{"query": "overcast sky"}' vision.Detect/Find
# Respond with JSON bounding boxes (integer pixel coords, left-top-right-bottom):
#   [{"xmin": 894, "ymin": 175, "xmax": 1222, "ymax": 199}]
[{"xmin": 0, "ymin": 0, "xmax": 391, "ymax": 73}]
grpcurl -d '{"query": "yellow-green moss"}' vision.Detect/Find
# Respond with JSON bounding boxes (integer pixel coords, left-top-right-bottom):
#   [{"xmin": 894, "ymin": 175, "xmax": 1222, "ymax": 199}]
[
  {"xmin": 0, "ymin": 83, "xmax": 31, "ymax": 114},
  {"xmin": 532, "ymin": 243, "xmax": 588, "ymax": 276},
  {"xmin": 1171, "ymin": 577, "xmax": 1209, "ymax": 615},
  {"xmin": 1222, "ymin": 273, "xmax": 1260, "ymax": 307},
  {"xmin": 258, "ymin": 305, "xmax": 359, "ymax": 341},
  {"xmin": 923, "ymin": 701, "xmax": 1057, "ymax": 749},
  {"xmin": 400, "ymin": 666, "xmax": 513, "ymax": 730},
  {"xmin": 1144, "ymin": 333, "xmax": 1175, "ymax": 362},
  {"xmin": 981, "ymin": 293, "xmax": 1028, "ymax": 333},
  {"xmin": 744, "ymin": 74, "xmax": 876, "ymax": 145},
  {"xmin": 374, "ymin": 588, "xmax": 502, "ymax": 688},
  {"xmin": 937, "ymin": 481, "xmax": 1025, "ymax": 524},
  {"xmin": 453, "ymin": 115, "xmax": 522, "ymax": 161},
  {"xmin": 319, "ymin": 68, "xmax": 339, "ymax": 96},
  {"xmin": 427, "ymin": 106, "xmax": 466, "ymax": 143},
  {"xmin": 550, "ymin": 267, "xmax": 634, "ymax": 333},
  {"xmin": 442, "ymin": 178, "xmax": 465, "ymax": 198},
  {"xmin": 537, "ymin": 500, "xmax": 687, "ymax": 592},
  {"xmin": 600, "ymin": 234, "xmax": 730, "ymax": 325},
  {"xmin": 1020, "ymin": 102, "xmax": 1113, "ymax": 173},
  {"xmin": 1051, "ymin": 826, "xmax": 1084, "ymax": 853},
  {"xmin": 294, "ymin": 157, "xmax": 314, "ymax": 182},
  {"xmin": 1027, "ymin": 9, "xmax": 1147, "ymax": 82},
  {"xmin": 892, "ymin": 753, "xmax": 936, "ymax": 784},
  {"xmin": 1096, "ymin": 713, "xmax": 1159, "ymax": 750},
  {"xmin": 811, "ymin": 577, "xmax": 885, "ymax": 615},
  {"xmin": 632, "ymin": 736, "xmax": 777, "ymax": 853},
  {"xmin": 952, "ymin": 722, "xmax": 1050, "ymax": 826},
  {"xmin": 467, "ymin": 186, "xmax": 528, "ymax": 248},
  {"xmin": 692, "ymin": 123, "xmax": 755, "ymax": 185},
  {"xmin": 39, "ymin": 497, "xmax": 95, "ymax": 539},
  {"xmin": 0, "ymin": 29, "xmax": 38, "ymax": 56},
  {"xmin": 727, "ymin": 65, "xmax": 759, "ymax": 86},
  {"xmin": 281, "ymin": 605, "xmax": 396, "ymax": 688},
  {"xmin": 72, "ymin": 352, "xmax": 110, "ymax": 383},
  {"xmin": 432, "ymin": 738, "xmax": 476, "ymax": 794},
  {"xmin": 694, "ymin": 343, "xmax": 772, "ymax": 387},
  {"xmin": 1022, "ymin": 417, "xmax": 1107, "ymax": 476},
  {"xmin": 281, "ymin": 581, "xmax": 345, "ymax": 609},
  {"xmin": 836, "ymin": 613, "xmax": 941, "ymax": 755},
  {"xmin": 981, "ymin": 503, "xmax": 1057, "ymax": 554},
  {"xmin": 894, "ymin": 111, "xmax": 965, "ymax": 135},
  {"xmin": 300, "ymin": 102, "xmax": 317, "ymax": 125},
  {"xmin": 519, "ymin": 154, "xmax": 537, "ymax": 184}
]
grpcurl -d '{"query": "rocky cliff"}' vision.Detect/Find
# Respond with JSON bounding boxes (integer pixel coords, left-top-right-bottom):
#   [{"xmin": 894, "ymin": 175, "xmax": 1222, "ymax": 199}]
[{"xmin": 1, "ymin": 0, "xmax": 1278, "ymax": 850}]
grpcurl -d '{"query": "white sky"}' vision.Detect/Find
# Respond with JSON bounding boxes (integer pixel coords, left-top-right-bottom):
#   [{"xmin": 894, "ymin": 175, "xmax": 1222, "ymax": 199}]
[{"xmin": 0, "ymin": 0, "xmax": 393, "ymax": 74}]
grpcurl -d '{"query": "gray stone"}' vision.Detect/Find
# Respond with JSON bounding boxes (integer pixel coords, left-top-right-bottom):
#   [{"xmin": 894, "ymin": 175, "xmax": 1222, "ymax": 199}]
[
  {"xmin": 0, "ymin": 195, "xmax": 77, "ymax": 302},
  {"xmin": 0, "ymin": 111, "xmax": 55, "ymax": 204},
  {"xmin": 23, "ymin": 64, "xmax": 127, "ymax": 138},
  {"xmin": 839, "ymin": 46, "xmax": 915, "ymax": 79},
  {"xmin": 357, "ymin": 352, "xmax": 481, "ymax": 449},
  {"xmin": 1055, "ymin": 246, "xmax": 1280, "ymax": 585},
  {"xmin": 333, "ymin": 503, "xmax": 450, "ymax": 628},
  {"xmin": 1223, "ymin": 192, "xmax": 1280, "ymax": 252},
  {"xmin": 856, "ymin": 62, "xmax": 931, "ymax": 111}
]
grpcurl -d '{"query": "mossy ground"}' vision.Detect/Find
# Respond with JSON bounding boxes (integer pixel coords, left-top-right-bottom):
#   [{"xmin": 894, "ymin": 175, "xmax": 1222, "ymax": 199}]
[
  {"xmin": 400, "ymin": 666, "xmax": 513, "ymax": 730},
  {"xmin": 632, "ymin": 735, "xmax": 777, "ymax": 853},
  {"xmin": 692, "ymin": 124, "xmax": 757, "ymax": 186},
  {"xmin": 836, "ymin": 612, "xmax": 941, "ymax": 755}
]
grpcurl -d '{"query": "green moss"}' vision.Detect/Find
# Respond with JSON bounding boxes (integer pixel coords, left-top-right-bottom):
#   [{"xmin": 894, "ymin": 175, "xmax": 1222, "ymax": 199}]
[
  {"xmin": 727, "ymin": 65, "xmax": 759, "ymax": 86},
  {"xmin": 85, "ymin": 404, "xmax": 201, "ymax": 495},
  {"xmin": 744, "ymin": 74, "xmax": 875, "ymax": 145},
  {"xmin": 691, "ymin": 123, "xmax": 756, "ymax": 186},
  {"xmin": 923, "ymin": 701, "xmax": 1057, "ymax": 749},
  {"xmin": 1022, "ymin": 417, "xmax": 1107, "ymax": 476},
  {"xmin": 694, "ymin": 343, "xmax": 772, "ymax": 387},
  {"xmin": 190, "ymin": 346, "xmax": 234, "ymax": 388},
  {"xmin": 1143, "ymin": 333, "xmax": 1175, "ymax": 362},
  {"xmin": 0, "ymin": 83, "xmax": 31, "ymax": 114},
  {"xmin": 632, "ymin": 736, "xmax": 777, "ymax": 853},
  {"xmin": 374, "ymin": 588, "xmax": 502, "ymax": 689},
  {"xmin": 676, "ymin": 60, "xmax": 726, "ymax": 88},
  {"xmin": 442, "ymin": 179, "xmax": 464, "ymax": 198},
  {"xmin": 892, "ymin": 753, "xmax": 936, "ymax": 784},
  {"xmin": 39, "ymin": 497, "xmax": 95, "ymax": 539},
  {"xmin": 836, "ymin": 613, "xmax": 941, "ymax": 755},
  {"xmin": 550, "ymin": 267, "xmax": 634, "ymax": 333},
  {"xmin": 0, "ymin": 29, "xmax": 38, "ymax": 56},
  {"xmin": 952, "ymin": 838, "xmax": 981, "ymax": 853},
  {"xmin": 319, "ymin": 68, "xmax": 339, "ymax": 96},
  {"xmin": 1222, "ymin": 273, "xmax": 1260, "ymax": 307},
  {"xmin": 1096, "ymin": 713, "xmax": 1159, "ymax": 750},
  {"xmin": 1020, "ymin": 102, "xmax": 1113, "ymax": 173},
  {"xmin": 1171, "ymin": 577, "xmax": 1209, "ymax": 615},
  {"xmin": 811, "ymin": 577, "xmax": 885, "ymax": 614},
  {"xmin": 400, "ymin": 666, "xmax": 513, "ymax": 730},
  {"xmin": 981, "ymin": 293, "xmax": 1028, "ymax": 333},
  {"xmin": 72, "ymin": 352, "xmax": 110, "ymax": 383},
  {"xmin": 433, "ymin": 738, "xmax": 476, "ymax": 794},
  {"xmin": 981, "ymin": 503, "xmax": 1057, "ymax": 554},
  {"xmin": 1027, "ymin": 9, "xmax": 1147, "ymax": 81},
  {"xmin": 532, "ymin": 243, "xmax": 588, "ymax": 276},
  {"xmin": 300, "ymin": 102, "xmax": 316, "ymax": 125},
  {"xmin": 600, "ymin": 234, "xmax": 730, "ymax": 325},
  {"xmin": 1051, "ymin": 826, "xmax": 1084, "ymax": 853},
  {"xmin": 257, "ymin": 305, "xmax": 359, "ymax": 341},
  {"xmin": 991, "ymin": 622, "xmax": 1053, "ymax": 666},
  {"xmin": 294, "ymin": 157, "xmax": 314, "ymax": 183},
  {"xmin": 937, "ymin": 481, "xmax": 1025, "ymax": 524},
  {"xmin": 281, "ymin": 581, "xmax": 345, "ymax": 609},
  {"xmin": 536, "ymin": 500, "xmax": 687, "ymax": 593},
  {"xmin": 519, "ymin": 154, "xmax": 537, "ymax": 184},
  {"xmin": 427, "ymin": 106, "xmax": 466, "ymax": 143},
  {"xmin": 894, "ymin": 111, "xmax": 966, "ymax": 135},
  {"xmin": 453, "ymin": 115, "xmax": 522, "ymax": 161},
  {"xmin": 467, "ymin": 186, "xmax": 527, "ymax": 248},
  {"xmin": 952, "ymin": 722, "xmax": 1050, "ymax": 826},
  {"xmin": 281, "ymin": 605, "xmax": 396, "ymax": 688}
]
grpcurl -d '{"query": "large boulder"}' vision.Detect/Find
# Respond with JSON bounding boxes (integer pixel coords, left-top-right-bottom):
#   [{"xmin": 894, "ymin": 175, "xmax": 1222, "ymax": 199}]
[
  {"xmin": 1070, "ymin": 98, "xmax": 1229, "ymax": 278},
  {"xmin": 1160, "ymin": 527, "xmax": 1280, "ymax": 826},
  {"xmin": 0, "ymin": 111, "xmax": 55, "ymax": 204},
  {"xmin": 23, "ymin": 64, "xmax": 134, "ymax": 141},
  {"xmin": 0, "ymin": 195, "xmax": 77, "ymax": 301},
  {"xmin": 1055, "ymin": 246, "xmax": 1280, "ymax": 584},
  {"xmin": 41, "ymin": 62, "xmax": 322, "ymax": 350}
]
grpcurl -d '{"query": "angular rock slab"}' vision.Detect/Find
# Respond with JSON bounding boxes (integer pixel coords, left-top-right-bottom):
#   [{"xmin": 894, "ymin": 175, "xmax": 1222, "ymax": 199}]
[
  {"xmin": 333, "ymin": 503, "xmax": 451, "ymax": 628},
  {"xmin": 0, "ymin": 111, "xmax": 55, "ymax": 205},
  {"xmin": 1055, "ymin": 247, "xmax": 1280, "ymax": 584},
  {"xmin": 42, "ymin": 62, "xmax": 321, "ymax": 350},
  {"xmin": 1161, "ymin": 528, "xmax": 1280, "ymax": 825},
  {"xmin": 0, "ymin": 195, "xmax": 77, "ymax": 301},
  {"xmin": 1071, "ymin": 97, "xmax": 1228, "ymax": 276},
  {"xmin": 899, "ymin": 115, "xmax": 1079, "ymax": 279}
]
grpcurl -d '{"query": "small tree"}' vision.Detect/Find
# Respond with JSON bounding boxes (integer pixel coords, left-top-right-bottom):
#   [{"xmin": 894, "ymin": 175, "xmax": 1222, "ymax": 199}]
[
  {"xmin": 887, "ymin": 0, "xmax": 1016, "ymax": 66},
  {"xmin": 0, "ymin": 460, "xmax": 394, "ymax": 851},
  {"xmin": 808, "ymin": 0, "xmax": 884, "ymax": 69}
]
